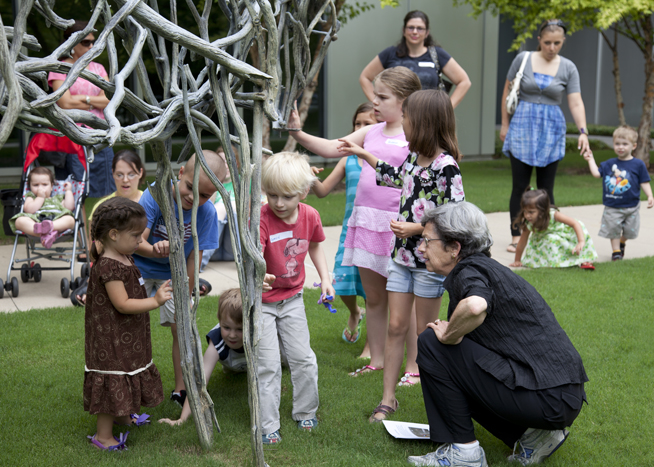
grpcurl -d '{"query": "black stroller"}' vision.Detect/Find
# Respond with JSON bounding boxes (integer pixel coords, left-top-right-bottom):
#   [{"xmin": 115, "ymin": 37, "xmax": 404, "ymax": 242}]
[{"xmin": 1, "ymin": 133, "xmax": 91, "ymax": 298}]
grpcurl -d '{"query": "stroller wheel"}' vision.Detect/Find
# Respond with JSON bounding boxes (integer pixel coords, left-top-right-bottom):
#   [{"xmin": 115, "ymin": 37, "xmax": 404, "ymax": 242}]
[
  {"xmin": 81, "ymin": 263, "xmax": 90, "ymax": 279},
  {"xmin": 33, "ymin": 264, "xmax": 42, "ymax": 283},
  {"xmin": 0, "ymin": 279, "xmax": 4, "ymax": 299},
  {"xmin": 21, "ymin": 264, "xmax": 30, "ymax": 283},
  {"xmin": 72, "ymin": 277, "xmax": 81, "ymax": 291},
  {"xmin": 60, "ymin": 278, "xmax": 70, "ymax": 298},
  {"xmin": 10, "ymin": 277, "xmax": 19, "ymax": 297}
]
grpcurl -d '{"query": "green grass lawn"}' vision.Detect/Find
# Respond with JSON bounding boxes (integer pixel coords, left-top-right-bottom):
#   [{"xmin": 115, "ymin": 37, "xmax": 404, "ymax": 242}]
[{"xmin": 1, "ymin": 258, "xmax": 653, "ymax": 466}]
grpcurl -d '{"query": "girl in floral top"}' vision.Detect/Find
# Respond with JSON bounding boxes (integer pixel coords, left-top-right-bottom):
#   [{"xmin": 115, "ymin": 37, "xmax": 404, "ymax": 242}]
[{"xmin": 338, "ymin": 89, "xmax": 465, "ymax": 422}]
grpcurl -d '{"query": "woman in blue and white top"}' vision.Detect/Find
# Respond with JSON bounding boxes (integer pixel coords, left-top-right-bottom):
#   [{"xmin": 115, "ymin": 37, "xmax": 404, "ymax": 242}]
[
  {"xmin": 500, "ymin": 20, "xmax": 592, "ymax": 252},
  {"xmin": 359, "ymin": 10, "xmax": 471, "ymax": 108}
]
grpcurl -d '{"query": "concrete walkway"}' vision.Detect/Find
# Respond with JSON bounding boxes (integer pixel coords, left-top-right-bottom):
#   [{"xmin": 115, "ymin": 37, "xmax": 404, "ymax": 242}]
[{"xmin": 1, "ymin": 203, "xmax": 652, "ymax": 313}]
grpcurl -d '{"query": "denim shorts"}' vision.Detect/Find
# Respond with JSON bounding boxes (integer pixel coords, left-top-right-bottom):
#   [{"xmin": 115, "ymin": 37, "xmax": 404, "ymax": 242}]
[{"xmin": 386, "ymin": 258, "xmax": 445, "ymax": 298}]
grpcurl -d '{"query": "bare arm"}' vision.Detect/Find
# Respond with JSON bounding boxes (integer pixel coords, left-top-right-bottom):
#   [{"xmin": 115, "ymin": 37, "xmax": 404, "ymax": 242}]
[
  {"xmin": 23, "ymin": 193, "xmax": 45, "ymax": 214},
  {"xmin": 308, "ymin": 241, "xmax": 335, "ymax": 299},
  {"xmin": 359, "ymin": 56, "xmax": 384, "ymax": 102},
  {"xmin": 427, "ymin": 296, "xmax": 488, "ymax": 345},
  {"xmin": 509, "ymin": 228, "xmax": 531, "ymax": 267},
  {"xmin": 640, "ymin": 182, "xmax": 654, "ymax": 208},
  {"xmin": 287, "ymin": 106, "xmax": 370, "ymax": 158},
  {"xmin": 106, "ymin": 279, "xmax": 172, "ymax": 314},
  {"xmin": 62, "ymin": 182, "xmax": 75, "ymax": 211},
  {"xmin": 51, "ymin": 79, "xmax": 110, "ymax": 111},
  {"xmin": 567, "ymin": 92, "xmax": 591, "ymax": 158},
  {"xmin": 553, "ymin": 211, "xmax": 585, "ymax": 254},
  {"xmin": 159, "ymin": 343, "xmax": 220, "ymax": 426},
  {"xmin": 311, "ymin": 158, "xmax": 346, "ymax": 198},
  {"xmin": 442, "ymin": 58, "xmax": 471, "ymax": 109},
  {"xmin": 136, "ymin": 227, "xmax": 170, "ymax": 258},
  {"xmin": 583, "ymin": 152, "xmax": 601, "ymax": 178},
  {"xmin": 499, "ymin": 79, "xmax": 511, "ymax": 142},
  {"xmin": 336, "ymin": 138, "xmax": 379, "ymax": 168}
]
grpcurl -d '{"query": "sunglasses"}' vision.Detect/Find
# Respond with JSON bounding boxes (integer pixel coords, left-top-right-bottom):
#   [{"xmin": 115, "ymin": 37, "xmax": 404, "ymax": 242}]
[{"xmin": 80, "ymin": 39, "xmax": 96, "ymax": 47}]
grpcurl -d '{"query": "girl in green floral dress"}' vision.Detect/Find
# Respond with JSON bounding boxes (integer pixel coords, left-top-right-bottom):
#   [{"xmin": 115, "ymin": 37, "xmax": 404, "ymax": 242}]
[{"xmin": 510, "ymin": 188, "xmax": 597, "ymax": 269}]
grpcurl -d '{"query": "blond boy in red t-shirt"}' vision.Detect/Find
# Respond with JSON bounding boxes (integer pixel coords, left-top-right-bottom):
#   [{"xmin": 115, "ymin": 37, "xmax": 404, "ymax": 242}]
[{"xmin": 258, "ymin": 152, "xmax": 334, "ymax": 445}]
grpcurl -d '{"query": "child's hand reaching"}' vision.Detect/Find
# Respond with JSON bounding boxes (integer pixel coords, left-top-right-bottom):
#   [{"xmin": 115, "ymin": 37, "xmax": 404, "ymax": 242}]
[
  {"xmin": 310, "ymin": 166, "xmax": 324, "ymax": 176},
  {"xmin": 63, "ymin": 181, "xmax": 72, "ymax": 192},
  {"xmin": 287, "ymin": 101, "xmax": 302, "ymax": 131},
  {"xmin": 155, "ymin": 279, "xmax": 173, "ymax": 306},
  {"xmin": 390, "ymin": 220, "xmax": 423, "ymax": 239},
  {"xmin": 152, "ymin": 240, "xmax": 170, "ymax": 257},
  {"xmin": 337, "ymin": 138, "xmax": 364, "ymax": 156},
  {"xmin": 572, "ymin": 241, "xmax": 584, "ymax": 255},
  {"xmin": 159, "ymin": 417, "xmax": 186, "ymax": 426},
  {"xmin": 509, "ymin": 261, "xmax": 523, "ymax": 268},
  {"xmin": 263, "ymin": 274, "xmax": 276, "ymax": 292}
]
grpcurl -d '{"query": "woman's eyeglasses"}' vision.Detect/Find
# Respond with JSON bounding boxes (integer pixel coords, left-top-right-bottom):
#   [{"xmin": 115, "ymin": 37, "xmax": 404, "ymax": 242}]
[
  {"xmin": 405, "ymin": 26, "xmax": 426, "ymax": 33},
  {"xmin": 113, "ymin": 172, "xmax": 139, "ymax": 181},
  {"xmin": 80, "ymin": 39, "xmax": 96, "ymax": 47},
  {"xmin": 422, "ymin": 237, "xmax": 446, "ymax": 247}
]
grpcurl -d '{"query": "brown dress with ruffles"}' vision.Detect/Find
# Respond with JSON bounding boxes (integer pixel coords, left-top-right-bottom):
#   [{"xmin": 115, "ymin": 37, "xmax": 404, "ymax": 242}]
[{"xmin": 83, "ymin": 255, "xmax": 163, "ymax": 415}]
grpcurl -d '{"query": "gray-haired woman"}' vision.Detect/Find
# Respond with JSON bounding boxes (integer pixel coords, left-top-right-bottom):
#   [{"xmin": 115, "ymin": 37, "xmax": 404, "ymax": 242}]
[{"xmin": 407, "ymin": 201, "xmax": 587, "ymax": 467}]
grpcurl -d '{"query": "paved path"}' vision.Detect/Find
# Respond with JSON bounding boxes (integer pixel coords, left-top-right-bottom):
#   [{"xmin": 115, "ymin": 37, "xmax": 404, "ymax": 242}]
[{"xmin": 1, "ymin": 203, "xmax": 652, "ymax": 313}]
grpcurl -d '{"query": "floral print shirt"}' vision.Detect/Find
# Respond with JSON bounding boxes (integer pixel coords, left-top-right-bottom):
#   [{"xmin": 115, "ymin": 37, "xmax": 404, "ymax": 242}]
[{"xmin": 376, "ymin": 152, "xmax": 464, "ymax": 269}]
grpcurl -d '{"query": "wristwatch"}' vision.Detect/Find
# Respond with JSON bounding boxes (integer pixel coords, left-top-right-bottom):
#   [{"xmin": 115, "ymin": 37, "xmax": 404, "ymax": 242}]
[
  {"xmin": 85, "ymin": 95, "xmax": 91, "ymax": 105},
  {"xmin": 580, "ymin": 128, "xmax": 587, "ymax": 135}
]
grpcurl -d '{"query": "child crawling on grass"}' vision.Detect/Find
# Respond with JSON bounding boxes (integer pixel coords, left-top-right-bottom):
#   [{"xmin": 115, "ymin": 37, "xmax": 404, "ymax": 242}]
[{"xmin": 159, "ymin": 288, "xmax": 246, "ymax": 426}]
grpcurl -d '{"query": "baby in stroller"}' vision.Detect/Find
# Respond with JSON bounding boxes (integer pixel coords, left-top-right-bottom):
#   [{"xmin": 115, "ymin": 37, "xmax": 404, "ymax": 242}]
[{"xmin": 10, "ymin": 166, "xmax": 75, "ymax": 249}]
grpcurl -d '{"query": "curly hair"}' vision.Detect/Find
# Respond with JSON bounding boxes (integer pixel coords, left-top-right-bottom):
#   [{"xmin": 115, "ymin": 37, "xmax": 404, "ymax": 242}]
[{"xmin": 90, "ymin": 197, "xmax": 146, "ymax": 262}]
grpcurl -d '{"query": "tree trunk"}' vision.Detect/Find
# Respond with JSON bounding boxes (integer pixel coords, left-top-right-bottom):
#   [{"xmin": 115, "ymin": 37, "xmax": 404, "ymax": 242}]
[
  {"xmin": 602, "ymin": 29, "xmax": 627, "ymax": 126},
  {"xmin": 634, "ymin": 16, "xmax": 654, "ymax": 166}
]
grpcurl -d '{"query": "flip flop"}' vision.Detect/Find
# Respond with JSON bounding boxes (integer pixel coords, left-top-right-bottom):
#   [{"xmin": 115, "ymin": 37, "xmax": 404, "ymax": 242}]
[
  {"xmin": 87, "ymin": 431, "xmax": 129, "ymax": 450},
  {"xmin": 199, "ymin": 278, "xmax": 212, "ymax": 296},
  {"xmin": 349, "ymin": 364, "xmax": 382, "ymax": 377},
  {"xmin": 114, "ymin": 413, "xmax": 151, "ymax": 426},
  {"xmin": 397, "ymin": 372, "xmax": 421, "ymax": 387},
  {"xmin": 71, "ymin": 278, "xmax": 88, "ymax": 307},
  {"xmin": 342, "ymin": 320, "xmax": 361, "ymax": 344},
  {"xmin": 580, "ymin": 262, "xmax": 595, "ymax": 270}
]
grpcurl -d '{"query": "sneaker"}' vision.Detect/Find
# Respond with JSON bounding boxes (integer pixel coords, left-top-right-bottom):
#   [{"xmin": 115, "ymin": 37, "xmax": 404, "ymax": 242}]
[
  {"xmin": 620, "ymin": 241, "xmax": 626, "ymax": 258},
  {"xmin": 170, "ymin": 390, "xmax": 187, "ymax": 407},
  {"xmin": 507, "ymin": 428, "xmax": 569, "ymax": 465},
  {"xmin": 611, "ymin": 251, "xmax": 623, "ymax": 261},
  {"xmin": 262, "ymin": 430, "xmax": 281, "ymax": 445},
  {"xmin": 408, "ymin": 443, "xmax": 488, "ymax": 466},
  {"xmin": 297, "ymin": 418, "xmax": 318, "ymax": 431}
]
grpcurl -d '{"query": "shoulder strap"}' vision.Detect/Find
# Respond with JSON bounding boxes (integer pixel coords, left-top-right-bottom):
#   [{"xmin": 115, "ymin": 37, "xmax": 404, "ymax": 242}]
[
  {"xmin": 516, "ymin": 52, "xmax": 530, "ymax": 78},
  {"xmin": 428, "ymin": 46, "xmax": 445, "ymax": 91}
]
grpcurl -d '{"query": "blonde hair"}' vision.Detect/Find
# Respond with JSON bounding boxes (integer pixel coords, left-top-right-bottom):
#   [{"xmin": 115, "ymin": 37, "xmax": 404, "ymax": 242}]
[
  {"xmin": 218, "ymin": 288, "xmax": 243, "ymax": 325},
  {"xmin": 261, "ymin": 151, "xmax": 317, "ymax": 196},
  {"xmin": 373, "ymin": 66, "xmax": 421, "ymax": 101},
  {"xmin": 613, "ymin": 125, "xmax": 638, "ymax": 145}
]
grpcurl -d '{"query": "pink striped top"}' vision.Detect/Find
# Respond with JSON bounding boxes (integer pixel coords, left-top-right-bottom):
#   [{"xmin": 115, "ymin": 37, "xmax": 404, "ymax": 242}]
[{"xmin": 48, "ymin": 61, "xmax": 108, "ymax": 121}]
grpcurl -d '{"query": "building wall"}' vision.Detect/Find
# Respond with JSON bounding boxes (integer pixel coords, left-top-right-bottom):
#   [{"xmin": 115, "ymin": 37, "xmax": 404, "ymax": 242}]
[{"xmin": 325, "ymin": 1, "xmax": 499, "ymax": 158}]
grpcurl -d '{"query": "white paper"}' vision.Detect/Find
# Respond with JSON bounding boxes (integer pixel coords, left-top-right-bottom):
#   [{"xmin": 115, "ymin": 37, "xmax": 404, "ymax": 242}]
[{"xmin": 382, "ymin": 420, "xmax": 431, "ymax": 440}]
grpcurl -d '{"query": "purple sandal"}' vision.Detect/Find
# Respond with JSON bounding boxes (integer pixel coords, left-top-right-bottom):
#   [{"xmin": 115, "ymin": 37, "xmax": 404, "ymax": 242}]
[
  {"xmin": 87, "ymin": 431, "xmax": 129, "ymax": 450},
  {"xmin": 113, "ymin": 413, "xmax": 151, "ymax": 426}
]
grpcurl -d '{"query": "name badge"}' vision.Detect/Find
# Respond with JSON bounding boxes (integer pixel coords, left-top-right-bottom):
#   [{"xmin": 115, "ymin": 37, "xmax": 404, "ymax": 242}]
[
  {"xmin": 270, "ymin": 231, "xmax": 293, "ymax": 243},
  {"xmin": 138, "ymin": 277, "xmax": 145, "ymax": 286},
  {"xmin": 419, "ymin": 62, "xmax": 435, "ymax": 68},
  {"xmin": 386, "ymin": 139, "xmax": 408, "ymax": 148}
]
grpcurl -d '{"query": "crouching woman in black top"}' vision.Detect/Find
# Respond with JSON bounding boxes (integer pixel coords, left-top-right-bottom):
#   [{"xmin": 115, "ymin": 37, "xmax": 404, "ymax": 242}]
[{"xmin": 407, "ymin": 201, "xmax": 587, "ymax": 467}]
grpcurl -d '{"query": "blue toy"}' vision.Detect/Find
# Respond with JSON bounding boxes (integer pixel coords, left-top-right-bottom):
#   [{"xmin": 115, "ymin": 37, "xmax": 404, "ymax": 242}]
[{"xmin": 313, "ymin": 282, "xmax": 337, "ymax": 313}]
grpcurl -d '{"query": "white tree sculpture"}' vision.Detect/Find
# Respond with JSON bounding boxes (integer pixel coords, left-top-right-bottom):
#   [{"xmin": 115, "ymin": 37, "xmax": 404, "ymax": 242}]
[{"xmin": 0, "ymin": 1, "xmax": 339, "ymax": 464}]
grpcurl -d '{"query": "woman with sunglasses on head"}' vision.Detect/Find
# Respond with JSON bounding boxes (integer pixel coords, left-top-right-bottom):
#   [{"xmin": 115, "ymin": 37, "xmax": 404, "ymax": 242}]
[
  {"xmin": 359, "ymin": 10, "xmax": 471, "ymax": 108},
  {"xmin": 48, "ymin": 20, "xmax": 115, "ymax": 199},
  {"xmin": 500, "ymin": 20, "xmax": 592, "ymax": 254}
]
